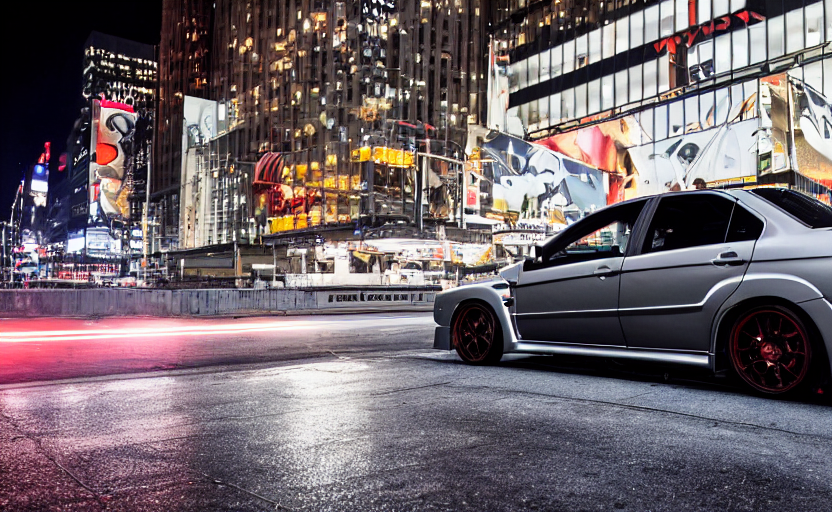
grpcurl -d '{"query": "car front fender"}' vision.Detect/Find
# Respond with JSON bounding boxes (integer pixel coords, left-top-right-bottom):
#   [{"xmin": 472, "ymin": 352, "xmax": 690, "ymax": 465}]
[{"xmin": 433, "ymin": 283, "xmax": 516, "ymax": 353}]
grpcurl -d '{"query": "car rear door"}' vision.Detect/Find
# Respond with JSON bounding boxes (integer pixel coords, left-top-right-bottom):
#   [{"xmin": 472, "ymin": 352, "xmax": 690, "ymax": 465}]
[{"xmin": 618, "ymin": 192, "xmax": 764, "ymax": 351}]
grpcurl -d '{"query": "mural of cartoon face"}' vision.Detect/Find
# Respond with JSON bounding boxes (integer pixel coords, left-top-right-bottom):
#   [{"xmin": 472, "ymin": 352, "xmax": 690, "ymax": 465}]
[{"xmin": 90, "ymin": 101, "xmax": 137, "ymax": 222}]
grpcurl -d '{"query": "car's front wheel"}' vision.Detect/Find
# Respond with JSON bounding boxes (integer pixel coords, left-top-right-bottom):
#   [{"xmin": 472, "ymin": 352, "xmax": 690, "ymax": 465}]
[
  {"xmin": 729, "ymin": 306, "xmax": 812, "ymax": 395},
  {"xmin": 451, "ymin": 302, "xmax": 503, "ymax": 364}
]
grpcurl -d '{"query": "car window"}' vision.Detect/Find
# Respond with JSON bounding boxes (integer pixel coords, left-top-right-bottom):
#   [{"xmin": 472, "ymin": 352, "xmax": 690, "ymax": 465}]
[
  {"xmin": 726, "ymin": 204, "xmax": 764, "ymax": 242},
  {"xmin": 643, "ymin": 194, "xmax": 734, "ymax": 254},
  {"xmin": 545, "ymin": 199, "xmax": 647, "ymax": 266},
  {"xmin": 751, "ymin": 188, "xmax": 832, "ymax": 228}
]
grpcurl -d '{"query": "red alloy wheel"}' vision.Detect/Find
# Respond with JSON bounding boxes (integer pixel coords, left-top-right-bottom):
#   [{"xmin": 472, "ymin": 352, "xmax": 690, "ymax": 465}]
[
  {"xmin": 452, "ymin": 303, "xmax": 498, "ymax": 364},
  {"xmin": 729, "ymin": 307, "xmax": 812, "ymax": 395}
]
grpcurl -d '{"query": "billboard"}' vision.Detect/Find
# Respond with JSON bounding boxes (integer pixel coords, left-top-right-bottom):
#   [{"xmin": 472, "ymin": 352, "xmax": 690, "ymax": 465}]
[
  {"xmin": 537, "ymin": 86, "xmax": 759, "ymax": 202},
  {"xmin": 179, "ymin": 96, "xmax": 218, "ymax": 248},
  {"xmin": 791, "ymin": 76, "xmax": 832, "ymax": 194},
  {"xmin": 473, "ymin": 130, "xmax": 608, "ymax": 228},
  {"xmin": 19, "ymin": 143, "xmax": 51, "ymax": 246},
  {"xmin": 89, "ymin": 99, "xmax": 136, "ymax": 225}
]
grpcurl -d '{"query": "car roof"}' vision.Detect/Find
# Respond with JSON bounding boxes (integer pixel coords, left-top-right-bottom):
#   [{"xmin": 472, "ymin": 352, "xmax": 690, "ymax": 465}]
[{"xmin": 611, "ymin": 187, "xmax": 774, "ymax": 205}]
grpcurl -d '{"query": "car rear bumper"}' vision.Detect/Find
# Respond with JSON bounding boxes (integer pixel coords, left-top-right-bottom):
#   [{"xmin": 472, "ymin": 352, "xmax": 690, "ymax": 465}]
[{"xmin": 434, "ymin": 326, "xmax": 451, "ymax": 350}]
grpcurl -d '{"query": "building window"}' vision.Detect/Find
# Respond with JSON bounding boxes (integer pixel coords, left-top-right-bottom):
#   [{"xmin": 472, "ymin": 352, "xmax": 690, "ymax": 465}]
[
  {"xmin": 654, "ymin": 104, "xmax": 669, "ymax": 140},
  {"xmin": 733, "ymin": 30, "xmax": 749, "ymax": 71},
  {"xmin": 660, "ymin": 1, "xmax": 674, "ymax": 37},
  {"xmin": 601, "ymin": 75, "xmax": 614, "ymax": 110},
  {"xmin": 669, "ymin": 100, "xmax": 683, "ymax": 137},
  {"xmin": 749, "ymin": 23, "xmax": 766, "ymax": 64},
  {"xmin": 806, "ymin": 2, "xmax": 824, "ymax": 46},
  {"xmin": 768, "ymin": 15, "xmax": 785, "ymax": 59},
  {"xmin": 588, "ymin": 78, "xmax": 601, "ymax": 114},
  {"xmin": 786, "ymin": 8, "xmax": 805, "ymax": 55},
  {"xmin": 644, "ymin": 5, "xmax": 660, "ymax": 43},
  {"xmin": 629, "ymin": 64, "xmax": 643, "ymax": 103},
  {"xmin": 713, "ymin": 0, "xmax": 730, "ymax": 18},
  {"xmin": 602, "ymin": 23, "xmax": 616, "ymax": 59},
  {"xmin": 563, "ymin": 39, "xmax": 575, "ymax": 74},
  {"xmin": 631, "ymin": 10, "xmax": 644, "ymax": 48},
  {"xmin": 589, "ymin": 29, "xmax": 602, "ymax": 65},
  {"xmin": 643, "ymin": 59, "xmax": 658, "ymax": 98},
  {"xmin": 615, "ymin": 69, "xmax": 628, "ymax": 107},
  {"xmin": 714, "ymin": 34, "xmax": 731, "ymax": 77},
  {"xmin": 674, "ymin": 0, "xmax": 688, "ymax": 32},
  {"xmin": 562, "ymin": 88, "xmax": 575, "ymax": 120},
  {"xmin": 550, "ymin": 92, "xmax": 562, "ymax": 122},
  {"xmin": 575, "ymin": 83, "xmax": 587, "ymax": 118}
]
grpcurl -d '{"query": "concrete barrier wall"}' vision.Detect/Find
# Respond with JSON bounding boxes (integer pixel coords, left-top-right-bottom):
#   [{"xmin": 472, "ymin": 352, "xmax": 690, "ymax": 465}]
[{"xmin": 0, "ymin": 287, "xmax": 437, "ymax": 318}]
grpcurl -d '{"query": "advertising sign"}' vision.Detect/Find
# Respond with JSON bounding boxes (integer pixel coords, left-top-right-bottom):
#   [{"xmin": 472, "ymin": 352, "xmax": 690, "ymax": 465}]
[
  {"xmin": 537, "ymin": 86, "xmax": 759, "ymax": 201},
  {"xmin": 476, "ymin": 130, "xmax": 607, "ymax": 227},
  {"xmin": 791, "ymin": 77, "xmax": 832, "ymax": 188},
  {"xmin": 89, "ymin": 99, "xmax": 137, "ymax": 224},
  {"xmin": 179, "ymin": 96, "xmax": 218, "ymax": 248}
]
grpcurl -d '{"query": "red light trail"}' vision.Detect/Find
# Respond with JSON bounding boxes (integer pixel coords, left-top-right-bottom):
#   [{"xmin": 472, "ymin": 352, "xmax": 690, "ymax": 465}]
[{"xmin": 0, "ymin": 319, "xmax": 316, "ymax": 343}]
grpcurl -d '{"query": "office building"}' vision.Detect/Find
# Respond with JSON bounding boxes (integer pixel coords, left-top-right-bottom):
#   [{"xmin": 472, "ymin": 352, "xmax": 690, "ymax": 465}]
[{"xmin": 484, "ymin": 0, "xmax": 832, "ymax": 210}]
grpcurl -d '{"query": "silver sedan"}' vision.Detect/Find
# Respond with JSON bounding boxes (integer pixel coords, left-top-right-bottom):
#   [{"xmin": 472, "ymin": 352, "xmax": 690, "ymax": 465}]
[{"xmin": 434, "ymin": 188, "xmax": 832, "ymax": 397}]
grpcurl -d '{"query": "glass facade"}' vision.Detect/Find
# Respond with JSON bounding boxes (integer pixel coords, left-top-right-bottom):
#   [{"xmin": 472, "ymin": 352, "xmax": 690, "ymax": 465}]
[{"xmin": 487, "ymin": 0, "xmax": 832, "ymax": 204}]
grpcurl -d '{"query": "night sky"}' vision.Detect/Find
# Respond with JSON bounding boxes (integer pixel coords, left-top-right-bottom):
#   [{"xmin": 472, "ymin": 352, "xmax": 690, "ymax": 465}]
[{"xmin": 0, "ymin": 0, "xmax": 162, "ymax": 217}]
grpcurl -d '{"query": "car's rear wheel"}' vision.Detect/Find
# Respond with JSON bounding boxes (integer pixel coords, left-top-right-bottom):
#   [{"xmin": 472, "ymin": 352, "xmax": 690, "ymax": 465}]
[
  {"xmin": 452, "ymin": 302, "xmax": 502, "ymax": 364},
  {"xmin": 729, "ymin": 306, "xmax": 812, "ymax": 395}
]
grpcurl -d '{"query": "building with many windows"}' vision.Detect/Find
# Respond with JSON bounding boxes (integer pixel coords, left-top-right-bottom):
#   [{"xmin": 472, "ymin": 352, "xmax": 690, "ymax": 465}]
[
  {"xmin": 155, "ymin": 0, "xmax": 494, "ymax": 282},
  {"xmin": 156, "ymin": 0, "xmax": 489, "ymax": 246},
  {"xmin": 482, "ymin": 0, "xmax": 832, "ymax": 219},
  {"xmin": 154, "ymin": 0, "xmax": 213, "ymax": 251},
  {"xmin": 64, "ymin": 32, "xmax": 157, "ymax": 261}
]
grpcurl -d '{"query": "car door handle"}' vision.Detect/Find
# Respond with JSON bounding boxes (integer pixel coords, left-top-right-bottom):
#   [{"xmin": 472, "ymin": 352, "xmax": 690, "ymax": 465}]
[
  {"xmin": 593, "ymin": 265, "xmax": 618, "ymax": 277},
  {"xmin": 711, "ymin": 251, "xmax": 745, "ymax": 266}
]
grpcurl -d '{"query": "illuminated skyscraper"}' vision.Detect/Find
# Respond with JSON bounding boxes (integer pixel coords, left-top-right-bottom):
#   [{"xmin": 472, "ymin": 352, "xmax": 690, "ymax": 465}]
[
  {"xmin": 156, "ymin": 0, "xmax": 490, "ymax": 250},
  {"xmin": 64, "ymin": 32, "xmax": 157, "ymax": 257}
]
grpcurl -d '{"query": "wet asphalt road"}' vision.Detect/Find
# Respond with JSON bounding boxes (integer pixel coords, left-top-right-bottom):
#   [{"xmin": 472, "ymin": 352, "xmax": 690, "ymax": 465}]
[{"xmin": 1, "ymin": 312, "xmax": 831, "ymax": 511}]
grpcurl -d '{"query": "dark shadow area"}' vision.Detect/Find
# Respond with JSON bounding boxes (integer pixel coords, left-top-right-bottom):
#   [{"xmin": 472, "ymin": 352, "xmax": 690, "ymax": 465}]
[{"xmin": 431, "ymin": 351, "xmax": 832, "ymax": 406}]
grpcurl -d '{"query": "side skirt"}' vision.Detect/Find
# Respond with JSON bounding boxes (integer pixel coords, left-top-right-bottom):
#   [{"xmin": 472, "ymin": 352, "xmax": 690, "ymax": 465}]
[{"xmin": 512, "ymin": 342, "xmax": 712, "ymax": 368}]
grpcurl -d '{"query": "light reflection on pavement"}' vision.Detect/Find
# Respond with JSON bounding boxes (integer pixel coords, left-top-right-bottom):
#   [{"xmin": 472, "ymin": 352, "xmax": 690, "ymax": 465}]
[
  {"xmin": 0, "ymin": 313, "xmax": 436, "ymax": 385},
  {"xmin": 2, "ymin": 344, "xmax": 832, "ymax": 512}
]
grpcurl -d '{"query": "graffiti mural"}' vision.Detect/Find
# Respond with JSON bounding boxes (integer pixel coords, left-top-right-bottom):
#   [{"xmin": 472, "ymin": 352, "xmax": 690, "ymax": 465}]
[
  {"xmin": 474, "ymin": 79, "xmax": 770, "ymax": 231},
  {"xmin": 791, "ymin": 75, "xmax": 832, "ymax": 198},
  {"xmin": 474, "ymin": 130, "xmax": 608, "ymax": 227},
  {"xmin": 535, "ymin": 86, "xmax": 759, "ymax": 201},
  {"xmin": 627, "ymin": 119, "xmax": 759, "ymax": 195}
]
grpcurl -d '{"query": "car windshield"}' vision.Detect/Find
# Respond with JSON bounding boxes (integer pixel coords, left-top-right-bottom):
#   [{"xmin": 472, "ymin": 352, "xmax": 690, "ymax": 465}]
[{"xmin": 752, "ymin": 188, "xmax": 832, "ymax": 228}]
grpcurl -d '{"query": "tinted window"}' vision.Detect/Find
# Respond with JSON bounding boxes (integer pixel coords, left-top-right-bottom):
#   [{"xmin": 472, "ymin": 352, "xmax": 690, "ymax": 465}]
[
  {"xmin": 643, "ymin": 194, "xmax": 734, "ymax": 253},
  {"xmin": 727, "ymin": 205, "xmax": 764, "ymax": 242},
  {"xmin": 752, "ymin": 188, "xmax": 832, "ymax": 228}
]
